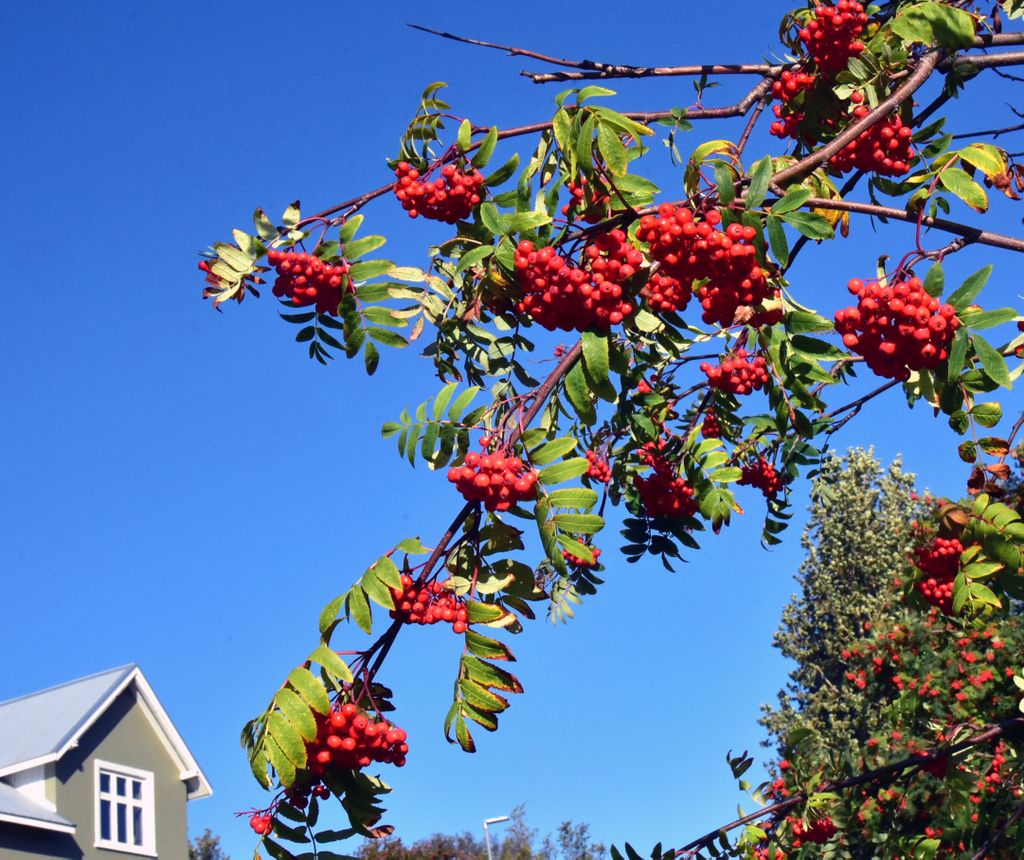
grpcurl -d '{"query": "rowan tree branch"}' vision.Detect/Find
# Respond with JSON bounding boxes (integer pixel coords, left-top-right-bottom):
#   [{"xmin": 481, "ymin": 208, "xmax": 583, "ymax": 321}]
[{"xmin": 677, "ymin": 715, "xmax": 1024, "ymax": 854}]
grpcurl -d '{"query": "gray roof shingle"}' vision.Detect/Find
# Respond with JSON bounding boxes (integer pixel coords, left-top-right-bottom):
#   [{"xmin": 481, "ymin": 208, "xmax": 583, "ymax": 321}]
[{"xmin": 0, "ymin": 664, "xmax": 136, "ymax": 773}]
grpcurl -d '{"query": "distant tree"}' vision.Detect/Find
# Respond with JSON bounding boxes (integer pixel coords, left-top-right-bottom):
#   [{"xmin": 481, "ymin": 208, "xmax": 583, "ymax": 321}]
[
  {"xmin": 540, "ymin": 821, "xmax": 605, "ymax": 860},
  {"xmin": 759, "ymin": 448, "xmax": 918, "ymax": 751},
  {"xmin": 189, "ymin": 829, "xmax": 230, "ymax": 860}
]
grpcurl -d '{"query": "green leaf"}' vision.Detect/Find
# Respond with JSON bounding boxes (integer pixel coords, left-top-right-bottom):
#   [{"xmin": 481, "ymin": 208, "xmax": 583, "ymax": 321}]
[
  {"xmin": 308, "ymin": 645, "xmax": 354, "ymax": 683},
  {"xmin": 786, "ymin": 310, "xmax": 834, "ymax": 334},
  {"xmin": 947, "ymin": 327, "xmax": 969, "ymax": 382},
  {"xmin": 582, "ymin": 330, "xmax": 615, "ymax": 401},
  {"xmin": 891, "ymin": 2, "xmax": 975, "ymax": 48},
  {"xmin": 282, "ymin": 201, "xmax": 301, "ymax": 229},
  {"xmin": 371, "ymin": 556, "xmax": 402, "ymax": 590},
  {"xmin": 485, "ymin": 153, "xmax": 520, "ymax": 188},
  {"xmin": 745, "ymin": 156, "xmax": 772, "ymax": 209},
  {"xmin": 338, "ymin": 215, "xmax": 363, "ymax": 244},
  {"xmin": 971, "ymin": 402, "xmax": 1003, "ymax": 427},
  {"xmin": 347, "ymin": 587, "xmax": 372, "ymax": 634},
  {"xmin": 958, "ymin": 143, "xmax": 1006, "ymax": 178},
  {"xmin": 465, "ymin": 600, "xmax": 508, "ymax": 624},
  {"xmin": 780, "ymin": 211, "xmax": 834, "ymax": 240},
  {"xmin": 597, "ymin": 123, "xmax": 629, "ymax": 175},
  {"xmin": 538, "ymin": 457, "xmax": 590, "ymax": 486},
  {"xmin": 348, "ymin": 260, "xmax": 393, "ymax": 281},
  {"xmin": 367, "ymin": 327, "xmax": 408, "ymax": 348},
  {"xmin": 713, "ymin": 160, "xmax": 736, "ymax": 205},
  {"xmin": 457, "ymin": 118, "xmax": 472, "ymax": 153},
  {"xmin": 547, "ymin": 488, "xmax": 599, "ymax": 510},
  {"xmin": 576, "ymin": 113, "xmax": 597, "ymax": 171},
  {"xmin": 287, "ymin": 667, "xmax": 331, "ymax": 715},
  {"xmin": 947, "ymin": 266, "xmax": 993, "ymax": 312},
  {"xmin": 364, "ymin": 341, "xmax": 380, "ymax": 376},
  {"xmin": 938, "ymin": 168, "xmax": 988, "ymax": 212},
  {"xmin": 448, "ymin": 386, "xmax": 480, "ymax": 422},
  {"xmin": 564, "ymin": 360, "xmax": 596, "ymax": 423},
  {"xmin": 268, "ymin": 711, "xmax": 307, "ymax": 770},
  {"xmin": 465, "ymin": 630, "xmax": 515, "ymax": 661},
  {"xmin": 253, "ymin": 208, "xmax": 278, "ymax": 242},
  {"xmin": 766, "ymin": 216, "xmax": 789, "ymax": 268},
  {"xmin": 462, "ymin": 655, "xmax": 524, "ymax": 692},
  {"xmin": 771, "ymin": 187, "xmax": 812, "ymax": 215},
  {"xmin": 959, "ymin": 307, "xmax": 1019, "ymax": 330},
  {"xmin": 344, "ymin": 235, "xmax": 387, "ymax": 261},
  {"xmin": 274, "ymin": 689, "xmax": 318, "ymax": 743},
  {"xmin": 530, "ymin": 437, "xmax": 579, "ymax": 466},
  {"xmin": 923, "ymin": 262, "xmax": 944, "ymax": 298},
  {"xmin": 973, "ymin": 336, "xmax": 1011, "ymax": 389},
  {"xmin": 319, "ymin": 595, "xmax": 344, "ymax": 635},
  {"xmin": 471, "ymin": 126, "xmax": 498, "ymax": 169},
  {"xmin": 552, "ymin": 513, "xmax": 605, "ymax": 534},
  {"xmin": 458, "ymin": 679, "xmax": 509, "ymax": 713}
]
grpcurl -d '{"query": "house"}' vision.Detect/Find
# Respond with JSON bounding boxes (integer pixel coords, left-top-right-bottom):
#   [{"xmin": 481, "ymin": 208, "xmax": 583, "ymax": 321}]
[{"xmin": 0, "ymin": 665, "xmax": 212, "ymax": 859}]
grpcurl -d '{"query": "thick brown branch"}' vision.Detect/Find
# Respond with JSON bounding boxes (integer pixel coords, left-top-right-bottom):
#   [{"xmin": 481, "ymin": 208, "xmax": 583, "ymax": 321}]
[
  {"xmin": 771, "ymin": 50, "xmax": 944, "ymax": 187},
  {"xmin": 801, "ymin": 196, "xmax": 1024, "ymax": 254},
  {"xmin": 947, "ymin": 48, "xmax": 1024, "ymax": 71}
]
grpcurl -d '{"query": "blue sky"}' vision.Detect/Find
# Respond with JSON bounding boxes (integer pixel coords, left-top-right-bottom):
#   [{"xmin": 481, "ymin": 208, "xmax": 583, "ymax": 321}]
[{"xmin": 2, "ymin": 1, "xmax": 1023, "ymax": 856}]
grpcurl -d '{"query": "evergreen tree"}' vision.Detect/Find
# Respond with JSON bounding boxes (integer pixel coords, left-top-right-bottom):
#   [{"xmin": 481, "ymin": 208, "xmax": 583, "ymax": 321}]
[{"xmin": 760, "ymin": 448, "xmax": 918, "ymax": 750}]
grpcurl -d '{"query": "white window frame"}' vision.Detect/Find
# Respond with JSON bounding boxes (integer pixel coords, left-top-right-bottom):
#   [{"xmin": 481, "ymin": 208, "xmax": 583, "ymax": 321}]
[{"xmin": 93, "ymin": 760, "xmax": 157, "ymax": 857}]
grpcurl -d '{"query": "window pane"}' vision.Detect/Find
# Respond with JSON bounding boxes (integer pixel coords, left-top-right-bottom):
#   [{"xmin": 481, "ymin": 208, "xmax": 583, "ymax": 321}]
[
  {"xmin": 100, "ymin": 799, "xmax": 111, "ymax": 840},
  {"xmin": 132, "ymin": 779, "xmax": 142, "ymax": 800},
  {"xmin": 117, "ymin": 803, "xmax": 127, "ymax": 843},
  {"xmin": 100, "ymin": 772, "xmax": 110, "ymax": 793},
  {"xmin": 133, "ymin": 806, "xmax": 144, "ymax": 846},
  {"xmin": 116, "ymin": 776, "xmax": 126, "ymax": 797}
]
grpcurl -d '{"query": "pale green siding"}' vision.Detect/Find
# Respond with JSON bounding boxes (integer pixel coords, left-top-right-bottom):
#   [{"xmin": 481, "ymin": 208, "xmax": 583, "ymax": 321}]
[{"xmin": 0, "ymin": 687, "xmax": 189, "ymax": 859}]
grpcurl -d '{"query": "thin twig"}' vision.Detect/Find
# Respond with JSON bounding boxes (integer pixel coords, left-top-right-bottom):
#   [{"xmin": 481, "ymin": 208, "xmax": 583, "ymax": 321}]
[{"xmin": 970, "ymin": 800, "xmax": 1024, "ymax": 860}]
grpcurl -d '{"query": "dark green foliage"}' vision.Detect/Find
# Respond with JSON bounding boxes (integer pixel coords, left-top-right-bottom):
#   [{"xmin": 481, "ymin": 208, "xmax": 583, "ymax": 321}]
[
  {"xmin": 189, "ymin": 829, "xmax": 230, "ymax": 860},
  {"xmin": 760, "ymin": 448, "xmax": 919, "ymax": 750}
]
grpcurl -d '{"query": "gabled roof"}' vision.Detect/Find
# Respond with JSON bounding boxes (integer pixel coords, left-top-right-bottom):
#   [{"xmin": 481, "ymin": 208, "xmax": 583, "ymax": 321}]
[
  {"xmin": 0, "ymin": 782, "xmax": 74, "ymax": 835},
  {"xmin": 0, "ymin": 665, "xmax": 212, "ymax": 800}
]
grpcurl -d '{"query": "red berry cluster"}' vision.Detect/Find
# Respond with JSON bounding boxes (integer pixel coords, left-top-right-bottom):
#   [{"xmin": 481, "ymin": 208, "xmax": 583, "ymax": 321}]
[
  {"xmin": 307, "ymin": 703, "xmax": 409, "ymax": 773},
  {"xmin": 913, "ymin": 536, "xmax": 963, "ymax": 614},
  {"xmin": 700, "ymin": 348, "xmax": 770, "ymax": 395},
  {"xmin": 637, "ymin": 206, "xmax": 779, "ymax": 327},
  {"xmin": 562, "ymin": 546, "xmax": 602, "ymax": 568},
  {"xmin": 513, "ymin": 235, "xmax": 638, "ymax": 331},
  {"xmin": 798, "ymin": 2, "xmax": 867, "ymax": 76},
  {"xmin": 834, "ymin": 276, "xmax": 960, "ymax": 381},
  {"xmin": 561, "ymin": 176, "xmax": 611, "ymax": 224},
  {"xmin": 267, "ymin": 250, "xmax": 351, "ymax": 315},
  {"xmin": 585, "ymin": 450, "xmax": 612, "ymax": 483},
  {"xmin": 249, "ymin": 814, "xmax": 273, "ymax": 834},
  {"xmin": 447, "ymin": 450, "xmax": 538, "ymax": 512},
  {"xmin": 789, "ymin": 815, "xmax": 838, "ymax": 846},
  {"xmin": 829, "ymin": 108, "xmax": 914, "ymax": 176},
  {"xmin": 700, "ymin": 409, "xmax": 721, "ymax": 438},
  {"xmin": 389, "ymin": 575, "xmax": 468, "ymax": 634},
  {"xmin": 640, "ymin": 271, "xmax": 692, "ymax": 314},
  {"xmin": 634, "ymin": 442, "xmax": 697, "ymax": 519},
  {"xmin": 393, "ymin": 162, "xmax": 485, "ymax": 223},
  {"xmin": 739, "ymin": 457, "xmax": 785, "ymax": 498}
]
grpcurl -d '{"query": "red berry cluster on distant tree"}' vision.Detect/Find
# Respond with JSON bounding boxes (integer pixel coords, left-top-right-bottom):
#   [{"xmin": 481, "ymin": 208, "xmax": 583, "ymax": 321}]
[
  {"xmin": 700, "ymin": 408, "xmax": 721, "ymax": 438},
  {"xmin": 634, "ymin": 441, "xmax": 697, "ymax": 519},
  {"xmin": 829, "ymin": 108, "xmax": 914, "ymax": 176},
  {"xmin": 513, "ymin": 235, "xmax": 638, "ymax": 331},
  {"xmin": 641, "ymin": 271, "xmax": 692, "ymax": 314},
  {"xmin": 700, "ymin": 348, "xmax": 770, "ymax": 395},
  {"xmin": 799, "ymin": 1, "xmax": 867, "ymax": 76},
  {"xmin": 637, "ymin": 206, "xmax": 779, "ymax": 327},
  {"xmin": 307, "ymin": 702, "xmax": 408, "ymax": 774},
  {"xmin": 789, "ymin": 814, "xmax": 838, "ymax": 846},
  {"xmin": 561, "ymin": 175, "xmax": 611, "ymax": 223},
  {"xmin": 389, "ymin": 575, "xmax": 468, "ymax": 634},
  {"xmin": 447, "ymin": 449, "xmax": 538, "ymax": 511},
  {"xmin": 913, "ymin": 536, "xmax": 963, "ymax": 614},
  {"xmin": 562, "ymin": 545, "xmax": 602, "ymax": 568},
  {"xmin": 739, "ymin": 457, "xmax": 785, "ymax": 498},
  {"xmin": 393, "ymin": 162, "xmax": 485, "ymax": 223},
  {"xmin": 267, "ymin": 250, "xmax": 351, "ymax": 315},
  {"xmin": 585, "ymin": 450, "xmax": 612, "ymax": 483},
  {"xmin": 835, "ymin": 276, "xmax": 960, "ymax": 380}
]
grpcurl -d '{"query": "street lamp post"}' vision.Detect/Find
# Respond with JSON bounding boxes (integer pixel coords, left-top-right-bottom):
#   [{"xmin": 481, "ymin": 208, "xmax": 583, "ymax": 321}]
[{"xmin": 482, "ymin": 815, "xmax": 510, "ymax": 860}]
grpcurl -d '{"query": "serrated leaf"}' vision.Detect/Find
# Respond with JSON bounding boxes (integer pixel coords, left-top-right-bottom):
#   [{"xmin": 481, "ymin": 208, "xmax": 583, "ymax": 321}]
[
  {"xmin": 771, "ymin": 187, "xmax": 811, "ymax": 215},
  {"xmin": 780, "ymin": 210, "xmax": 834, "ymax": 240},
  {"xmin": 597, "ymin": 123, "xmax": 628, "ymax": 175},
  {"xmin": 564, "ymin": 360, "xmax": 596, "ymax": 423},
  {"xmin": 938, "ymin": 168, "xmax": 988, "ymax": 212},
  {"xmin": 287, "ymin": 667, "xmax": 331, "ymax": 715},
  {"xmin": 319, "ymin": 595, "xmax": 345, "ymax": 634},
  {"xmin": 766, "ymin": 216, "xmax": 789, "ymax": 267},
  {"xmin": 347, "ymin": 587, "xmax": 372, "ymax": 635},
  {"xmin": 464, "ymin": 629, "xmax": 515, "ymax": 661},
  {"xmin": 345, "ymin": 235, "xmax": 387, "ymax": 261},
  {"xmin": 459, "ymin": 679, "xmax": 510, "ymax": 713},
  {"xmin": 274, "ymin": 688, "xmax": 318, "ymax": 743},
  {"xmin": 538, "ymin": 457, "xmax": 590, "ymax": 485},
  {"xmin": 547, "ymin": 488, "xmax": 599, "ymax": 510},
  {"xmin": 371, "ymin": 556, "xmax": 403, "ymax": 590},
  {"xmin": 745, "ymin": 156, "xmax": 772, "ymax": 209},
  {"xmin": 552, "ymin": 513, "xmax": 605, "ymax": 534},
  {"xmin": 308, "ymin": 645, "xmax": 354, "ymax": 683},
  {"xmin": 582, "ymin": 330, "xmax": 615, "ymax": 401},
  {"xmin": 973, "ymin": 336, "xmax": 1011, "ymax": 389},
  {"xmin": 530, "ymin": 437, "xmax": 579, "ymax": 466},
  {"xmin": 463, "ymin": 655, "xmax": 524, "ymax": 692},
  {"xmin": 971, "ymin": 402, "xmax": 1003, "ymax": 427},
  {"xmin": 786, "ymin": 310, "xmax": 834, "ymax": 334},
  {"xmin": 471, "ymin": 126, "xmax": 498, "ymax": 169},
  {"xmin": 268, "ymin": 711, "xmax": 307, "ymax": 770}
]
